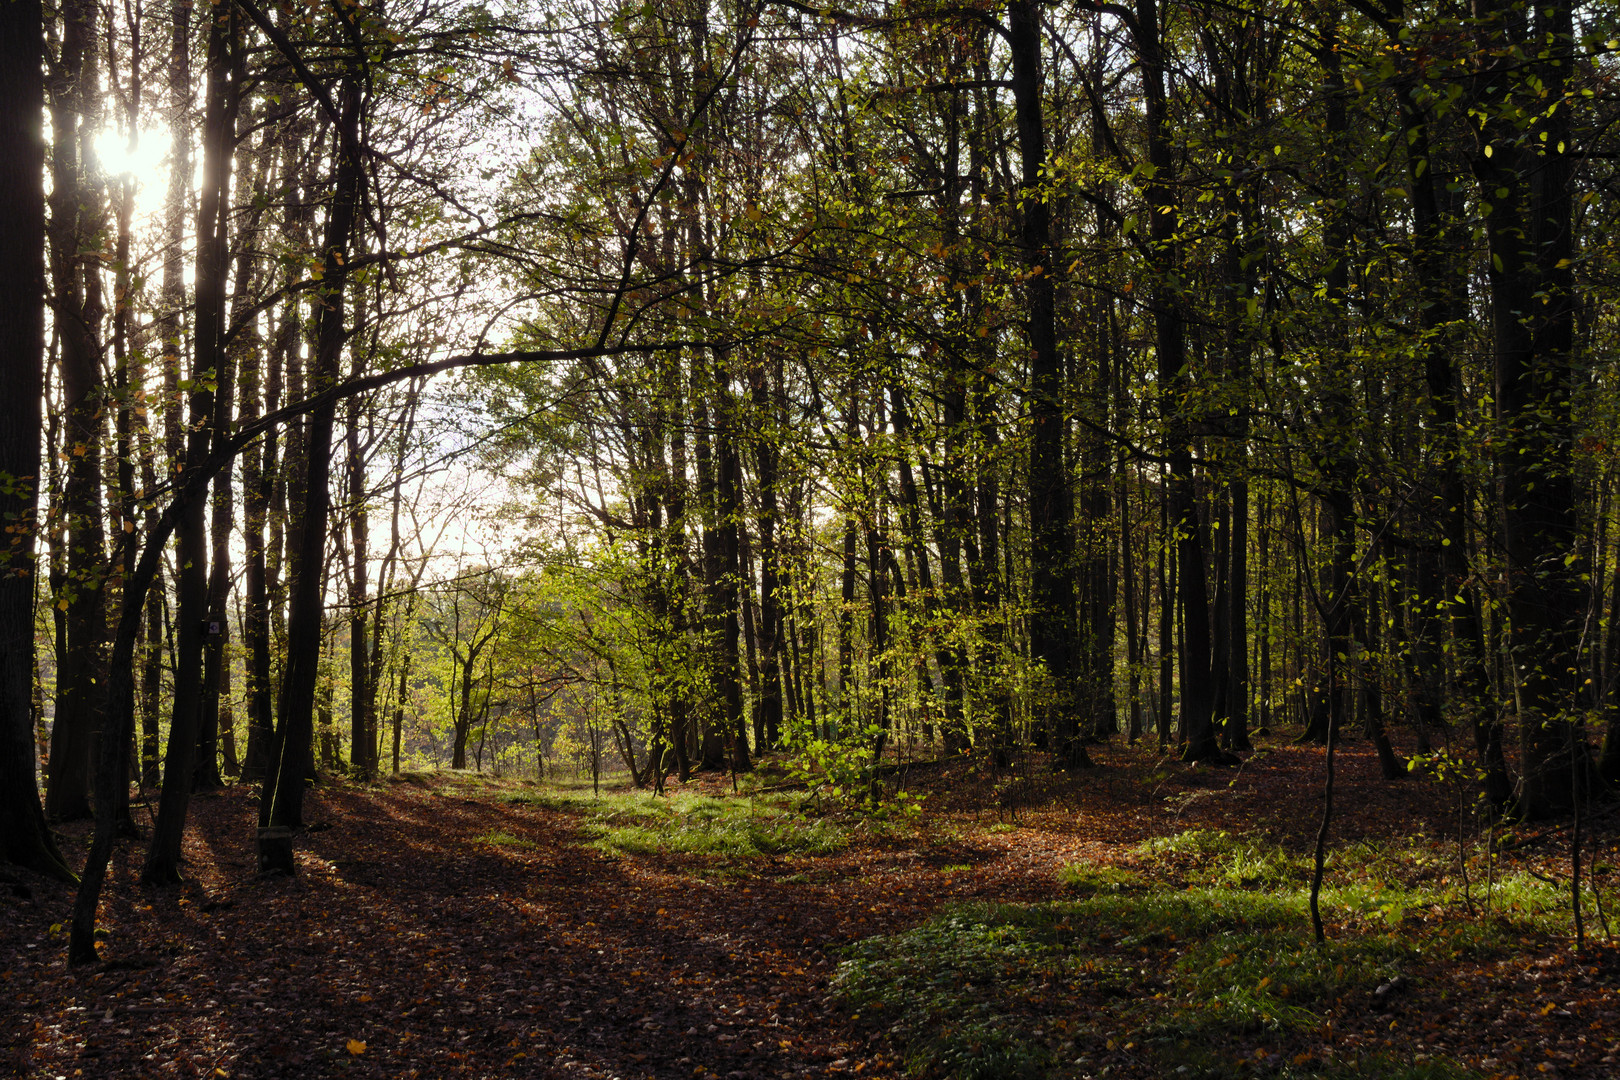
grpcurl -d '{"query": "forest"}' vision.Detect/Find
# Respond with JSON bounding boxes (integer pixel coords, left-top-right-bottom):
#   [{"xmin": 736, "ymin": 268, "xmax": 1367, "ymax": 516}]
[{"xmin": 2, "ymin": 0, "xmax": 1619, "ymax": 1075}]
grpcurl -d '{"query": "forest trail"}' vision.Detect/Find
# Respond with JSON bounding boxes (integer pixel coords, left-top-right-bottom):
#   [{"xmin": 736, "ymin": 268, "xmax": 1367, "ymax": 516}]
[
  {"xmin": 4, "ymin": 743, "xmax": 1619, "ymax": 1079},
  {"xmin": 7, "ymin": 767, "xmax": 1083, "ymax": 1079}
]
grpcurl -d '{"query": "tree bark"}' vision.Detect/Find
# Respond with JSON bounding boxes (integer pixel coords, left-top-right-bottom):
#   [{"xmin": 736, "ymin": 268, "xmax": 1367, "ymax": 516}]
[
  {"xmin": 261, "ymin": 63, "xmax": 363, "ymax": 848},
  {"xmin": 1009, "ymin": 0, "xmax": 1088, "ymax": 769},
  {"xmin": 145, "ymin": 1, "xmax": 235, "ymax": 883},
  {"xmin": 1472, "ymin": 0, "xmax": 1586, "ymax": 819},
  {"xmin": 43, "ymin": 0, "xmax": 107, "ymax": 824},
  {"xmin": 0, "ymin": 0, "xmax": 72, "ymax": 881}
]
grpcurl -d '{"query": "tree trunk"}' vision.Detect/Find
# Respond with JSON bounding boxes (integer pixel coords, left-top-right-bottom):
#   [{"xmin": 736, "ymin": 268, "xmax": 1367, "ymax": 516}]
[
  {"xmin": 0, "ymin": 0, "xmax": 72, "ymax": 881},
  {"xmin": 1009, "ymin": 0, "xmax": 1088, "ymax": 769},
  {"xmin": 1134, "ymin": 0, "xmax": 1218, "ymax": 763},
  {"xmin": 1471, "ymin": 0, "xmax": 1586, "ymax": 818},
  {"xmin": 716, "ymin": 369, "xmax": 750, "ymax": 772},
  {"xmin": 346, "ymin": 394, "xmax": 375, "ymax": 778},
  {"xmin": 145, "ymin": 0, "xmax": 235, "ymax": 884},
  {"xmin": 748, "ymin": 356, "xmax": 784, "ymax": 753},
  {"xmin": 261, "ymin": 65, "xmax": 363, "ymax": 847},
  {"xmin": 43, "ymin": 0, "xmax": 107, "ymax": 824}
]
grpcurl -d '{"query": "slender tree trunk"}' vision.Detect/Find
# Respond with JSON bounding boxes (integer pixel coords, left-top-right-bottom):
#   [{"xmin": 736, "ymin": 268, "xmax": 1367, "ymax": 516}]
[
  {"xmin": 196, "ymin": 45, "xmax": 248, "ymax": 792},
  {"xmin": 1158, "ymin": 481, "xmax": 1173, "ymax": 748},
  {"xmin": 1009, "ymin": 0, "xmax": 1088, "ymax": 769},
  {"xmin": 740, "ymin": 521, "xmax": 763, "ymax": 745},
  {"xmin": 716, "ymin": 368, "xmax": 750, "ymax": 771},
  {"xmin": 144, "ymin": 1, "xmax": 236, "ymax": 884},
  {"xmin": 1135, "ymin": 0, "xmax": 1219, "ymax": 763},
  {"xmin": 393, "ymin": 623, "xmax": 412, "ymax": 775},
  {"xmin": 748, "ymin": 356, "xmax": 784, "ymax": 752},
  {"xmin": 346, "ymin": 394, "xmax": 375, "ymax": 778},
  {"xmin": 261, "ymin": 65, "xmax": 363, "ymax": 850},
  {"xmin": 693, "ymin": 361, "xmax": 728, "ymax": 770},
  {"xmin": 838, "ymin": 430, "xmax": 858, "ymax": 730}
]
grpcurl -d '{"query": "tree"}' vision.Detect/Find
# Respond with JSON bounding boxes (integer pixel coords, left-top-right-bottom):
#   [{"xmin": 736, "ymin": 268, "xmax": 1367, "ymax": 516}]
[
  {"xmin": 1468, "ymin": 0, "xmax": 1587, "ymax": 818},
  {"xmin": 0, "ymin": 0, "xmax": 72, "ymax": 881}
]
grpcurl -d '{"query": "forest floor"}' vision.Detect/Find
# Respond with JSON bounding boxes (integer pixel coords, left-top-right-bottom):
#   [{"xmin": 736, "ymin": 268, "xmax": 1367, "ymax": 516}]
[{"xmin": 4, "ymin": 735, "xmax": 1620, "ymax": 1080}]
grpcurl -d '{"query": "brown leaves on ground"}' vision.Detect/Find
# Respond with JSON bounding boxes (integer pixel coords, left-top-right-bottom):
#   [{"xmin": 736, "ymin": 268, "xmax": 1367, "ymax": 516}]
[{"xmin": 2, "ymin": 737, "xmax": 1618, "ymax": 1079}]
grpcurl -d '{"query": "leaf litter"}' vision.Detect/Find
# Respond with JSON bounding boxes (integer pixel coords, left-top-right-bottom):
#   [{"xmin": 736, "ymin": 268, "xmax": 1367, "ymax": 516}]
[{"xmin": 1, "ymin": 738, "xmax": 1618, "ymax": 1079}]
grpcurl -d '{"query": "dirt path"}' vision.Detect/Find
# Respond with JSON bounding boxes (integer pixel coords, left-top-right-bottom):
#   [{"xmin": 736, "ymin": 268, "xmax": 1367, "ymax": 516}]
[{"xmin": 2, "ymin": 768, "xmax": 1111, "ymax": 1080}]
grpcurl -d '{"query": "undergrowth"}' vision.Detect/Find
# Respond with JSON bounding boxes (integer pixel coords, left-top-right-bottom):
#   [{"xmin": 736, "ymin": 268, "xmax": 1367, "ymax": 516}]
[{"xmin": 832, "ymin": 826, "xmax": 1585, "ymax": 1079}]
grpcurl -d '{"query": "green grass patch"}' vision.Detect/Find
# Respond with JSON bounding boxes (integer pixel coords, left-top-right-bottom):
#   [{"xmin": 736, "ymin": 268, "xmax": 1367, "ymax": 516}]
[
  {"xmin": 472, "ymin": 830, "xmax": 535, "ymax": 850},
  {"xmin": 504, "ymin": 787, "xmax": 848, "ymax": 860},
  {"xmin": 588, "ymin": 793, "xmax": 847, "ymax": 859},
  {"xmin": 834, "ymin": 837, "xmax": 1509, "ymax": 1080},
  {"xmin": 1137, "ymin": 828, "xmax": 1575, "ymax": 948},
  {"xmin": 1057, "ymin": 863, "xmax": 1144, "ymax": 893},
  {"xmin": 1139, "ymin": 827, "xmax": 1313, "ymax": 888},
  {"xmin": 833, "ymin": 909, "xmax": 1073, "ymax": 1080}
]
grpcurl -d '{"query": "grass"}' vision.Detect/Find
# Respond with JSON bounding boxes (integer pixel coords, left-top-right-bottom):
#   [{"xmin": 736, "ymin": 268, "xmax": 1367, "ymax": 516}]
[
  {"xmin": 504, "ymin": 787, "xmax": 849, "ymax": 860},
  {"xmin": 832, "ymin": 886, "xmax": 1482, "ymax": 1078},
  {"xmin": 827, "ymin": 826, "xmax": 1583, "ymax": 1079},
  {"xmin": 472, "ymin": 829, "xmax": 535, "ymax": 850},
  {"xmin": 833, "ymin": 909, "xmax": 1070, "ymax": 1080},
  {"xmin": 1056, "ymin": 863, "xmax": 1144, "ymax": 892}
]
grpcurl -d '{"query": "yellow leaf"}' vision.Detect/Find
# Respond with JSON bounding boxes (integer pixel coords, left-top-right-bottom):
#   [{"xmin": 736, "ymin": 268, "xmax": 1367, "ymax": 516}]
[
  {"xmin": 346, "ymin": 1039, "xmax": 367, "ymax": 1056},
  {"xmin": 357, "ymin": 994, "xmax": 372, "ymax": 1003}
]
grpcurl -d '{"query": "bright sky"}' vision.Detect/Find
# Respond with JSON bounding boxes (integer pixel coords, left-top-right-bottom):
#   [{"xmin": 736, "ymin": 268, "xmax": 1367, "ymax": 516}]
[{"xmin": 94, "ymin": 127, "xmax": 168, "ymax": 180}]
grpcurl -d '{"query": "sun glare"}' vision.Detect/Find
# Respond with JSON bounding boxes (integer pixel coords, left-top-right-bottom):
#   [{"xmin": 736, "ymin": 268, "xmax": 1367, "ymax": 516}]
[{"xmin": 93, "ymin": 126, "xmax": 167, "ymax": 184}]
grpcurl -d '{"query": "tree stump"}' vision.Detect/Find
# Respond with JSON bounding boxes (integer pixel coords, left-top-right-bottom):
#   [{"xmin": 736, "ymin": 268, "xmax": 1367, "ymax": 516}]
[{"xmin": 256, "ymin": 827, "xmax": 295, "ymax": 875}]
